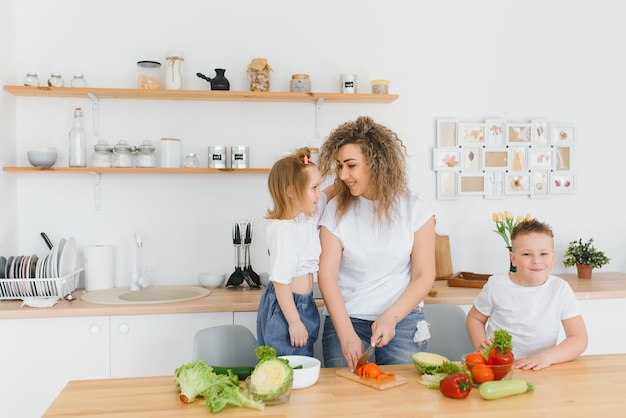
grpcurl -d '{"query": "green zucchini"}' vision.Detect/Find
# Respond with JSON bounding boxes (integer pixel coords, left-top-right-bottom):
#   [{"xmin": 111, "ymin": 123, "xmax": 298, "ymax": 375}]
[
  {"xmin": 210, "ymin": 366, "xmax": 255, "ymax": 380},
  {"xmin": 479, "ymin": 380, "xmax": 535, "ymax": 400}
]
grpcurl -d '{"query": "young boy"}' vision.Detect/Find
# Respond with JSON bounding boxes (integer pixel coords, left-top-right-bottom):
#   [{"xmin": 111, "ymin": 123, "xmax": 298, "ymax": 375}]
[{"xmin": 466, "ymin": 219, "xmax": 588, "ymax": 371}]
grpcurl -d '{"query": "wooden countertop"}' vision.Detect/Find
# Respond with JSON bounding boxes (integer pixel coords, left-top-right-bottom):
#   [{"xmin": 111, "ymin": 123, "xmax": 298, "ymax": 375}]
[
  {"xmin": 44, "ymin": 353, "xmax": 622, "ymax": 417},
  {"xmin": 2, "ymin": 272, "xmax": 625, "ymax": 320}
]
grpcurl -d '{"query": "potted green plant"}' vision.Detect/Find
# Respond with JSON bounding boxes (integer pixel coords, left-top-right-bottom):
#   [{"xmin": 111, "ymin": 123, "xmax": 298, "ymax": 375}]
[{"xmin": 563, "ymin": 238, "xmax": 610, "ymax": 279}]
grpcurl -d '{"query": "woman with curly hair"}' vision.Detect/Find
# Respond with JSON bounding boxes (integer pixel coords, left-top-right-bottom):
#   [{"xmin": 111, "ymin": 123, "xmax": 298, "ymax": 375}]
[{"xmin": 317, "ymin": 116, "xmax": 436, "ymax": 370}]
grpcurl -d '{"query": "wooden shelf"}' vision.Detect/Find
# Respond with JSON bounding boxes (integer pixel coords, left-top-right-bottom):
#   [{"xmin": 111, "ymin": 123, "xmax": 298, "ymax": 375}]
[
  {"xmin": 2, "ymin": 166, "xmax": 270, "ymax": 174},
  {"xmin": 3, "ymin": 85, "xmax": 399, "ymax": 104}
]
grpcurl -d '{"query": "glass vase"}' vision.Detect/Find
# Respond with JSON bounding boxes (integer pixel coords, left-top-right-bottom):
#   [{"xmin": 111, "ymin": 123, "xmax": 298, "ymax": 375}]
[{"xmin": 507, "ymin": 246, "xmax": 517, "ymax": 273}]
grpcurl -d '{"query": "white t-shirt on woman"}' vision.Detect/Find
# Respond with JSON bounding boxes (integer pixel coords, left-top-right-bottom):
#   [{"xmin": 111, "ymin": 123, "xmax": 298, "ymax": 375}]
[{"xmin": 319, "ymin": 193, "xmax": 434, "ymax": 321}]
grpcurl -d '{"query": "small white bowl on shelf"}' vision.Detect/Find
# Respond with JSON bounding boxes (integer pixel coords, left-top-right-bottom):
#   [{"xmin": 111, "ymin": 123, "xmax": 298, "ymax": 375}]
[
  {"xmin": 27, "ymin": 147, "xmax": 58, "ymax": 167},
  {"xmin": 198, "ymin": 272, "xmax": 226, "ymax": 289}
]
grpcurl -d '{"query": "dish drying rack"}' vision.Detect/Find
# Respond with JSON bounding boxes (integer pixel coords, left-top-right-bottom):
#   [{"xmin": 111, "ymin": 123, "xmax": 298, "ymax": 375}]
[{"xmin": 0, "ymin": 268, "xmax": 83, "ymax": 300}]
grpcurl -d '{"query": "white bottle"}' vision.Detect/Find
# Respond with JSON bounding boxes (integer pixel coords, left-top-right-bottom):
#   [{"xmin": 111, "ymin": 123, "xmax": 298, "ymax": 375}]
[{"xmin": 69, "ymin": 107, "xmax": 88, "ymax": 167}]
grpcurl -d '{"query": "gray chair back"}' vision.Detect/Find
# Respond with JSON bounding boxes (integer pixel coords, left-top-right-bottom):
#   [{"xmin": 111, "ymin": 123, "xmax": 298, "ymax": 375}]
[
  {"xmin": 192, "ymin": 324, "xmax": 258, "ymax": 367},
  {"xmin": 423, "ymin": 304, "xmax": 475, "ymax": 361}
]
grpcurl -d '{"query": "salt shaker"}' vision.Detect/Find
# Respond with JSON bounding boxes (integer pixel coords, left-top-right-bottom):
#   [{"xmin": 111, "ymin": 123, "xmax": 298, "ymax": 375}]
[{"xmin": 183, "ymin": 153, "xmax": 198, "ymax": 168}]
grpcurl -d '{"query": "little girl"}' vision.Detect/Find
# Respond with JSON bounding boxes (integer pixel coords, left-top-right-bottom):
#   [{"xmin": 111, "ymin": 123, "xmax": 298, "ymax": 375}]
[{"xmin": 256, "ymin": 147, "xmax": 334, "ymax": 356}]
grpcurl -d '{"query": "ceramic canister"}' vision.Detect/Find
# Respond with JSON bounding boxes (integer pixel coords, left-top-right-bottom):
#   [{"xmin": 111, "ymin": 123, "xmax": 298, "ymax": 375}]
[
  {"xmin": 160, "ymin": 138, "xmax": 182, "ymax": 168},
  {"xmin": 208, "ymin": 145, "xmax": 229, "ymax": 168},
  {"xmin": 340, "ymin": 74, "xmax": 357, "ymax": 94},
  {"xmin": 230, "ymin": 146, "xmax": 249, "ymax": 169}
]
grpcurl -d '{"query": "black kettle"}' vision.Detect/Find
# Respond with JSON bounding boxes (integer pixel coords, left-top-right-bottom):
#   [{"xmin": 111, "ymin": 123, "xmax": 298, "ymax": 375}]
[{"xmin": 196, "ymin": 69, "xmax": 230, "ymax": 91}]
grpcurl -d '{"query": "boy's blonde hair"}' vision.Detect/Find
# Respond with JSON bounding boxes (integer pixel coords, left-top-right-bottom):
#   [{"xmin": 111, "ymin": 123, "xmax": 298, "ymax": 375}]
[
  {"xmin": 511, "ymin": 218, "xmax": 554, "ymax": 245},
  {"xmin": 266, "ymin": 147, "xmax": 316, "ymax": 220}
]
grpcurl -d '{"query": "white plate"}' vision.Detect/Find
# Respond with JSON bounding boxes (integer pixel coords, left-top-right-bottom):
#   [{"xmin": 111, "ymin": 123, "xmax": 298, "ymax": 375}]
[
  {"xmin": 55, "ymin": 238, "xmax": 66, "ymax": 277},
  {"xmin": 0, "ymin": 256, "xmax": 6, "ymax": 279},
  {"xmin": 58, "ymin": 237, "xmax": 76, "ymax": 277},
  {"xmin": 47, "ymin": 246, "xmax": 58, "ymax": 279}
]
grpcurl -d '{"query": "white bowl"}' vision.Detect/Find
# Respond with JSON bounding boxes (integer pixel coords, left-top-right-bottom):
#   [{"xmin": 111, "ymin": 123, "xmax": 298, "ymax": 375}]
[
  {"xmin": 27, "ymin": 148, "xmax": 58, "ymax": 167},
  {"xmin": 198, "ymin": 272, "xmax": 226, "ymax": 289},
  {"xmin": 279, "ymin": 355, "xmax": 321, "ymax": 389}
]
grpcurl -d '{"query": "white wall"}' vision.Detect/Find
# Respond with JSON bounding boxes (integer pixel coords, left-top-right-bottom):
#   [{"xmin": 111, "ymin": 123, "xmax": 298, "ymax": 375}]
[{"xmin": 2, "ymin": 0, "xmax": 625, "ymax": 287}]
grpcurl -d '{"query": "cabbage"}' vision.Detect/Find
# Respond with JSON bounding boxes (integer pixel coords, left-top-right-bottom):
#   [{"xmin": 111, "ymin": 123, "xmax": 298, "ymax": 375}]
[
  {"xmin": 412, "ymin": 352, "xmax": 450, "ymax": 374},
  {"xmin": 174, "ymin": 360, "xmax": 214, "ymax": 403},
  {"xmin": 249, "ymin": 358, "xmax": 293, "ymax": 401}
]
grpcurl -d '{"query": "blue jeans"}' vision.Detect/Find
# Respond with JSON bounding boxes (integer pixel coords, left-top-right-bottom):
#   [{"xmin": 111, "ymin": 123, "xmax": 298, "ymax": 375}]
[
  {"xmin": 322, "ymin": 307, "xmax": 428, "ymax": 367},
  {"xmin": 256, "ymin": 281, "xmax": 320, "ymax": 357}
]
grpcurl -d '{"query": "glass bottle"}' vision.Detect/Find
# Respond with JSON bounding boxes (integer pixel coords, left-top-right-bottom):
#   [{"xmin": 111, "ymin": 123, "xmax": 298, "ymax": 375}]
[
  {"xmin": 69, "ymin": 107, "xmax": 87, "ymax": 167},
  {"xmin": 165, "ymin": 51, "xmax": 184, "ymax": 90},
  {"xmin": 23, "ymin": 73, "xmax": 40, "ymax": 86},
  {"xmin": 70, "ymin": 74, "xmax": 86, "ymax": 87},
  {"xmin": 48, "ymin": 73, "xmax": 64, "ymax": 87}
]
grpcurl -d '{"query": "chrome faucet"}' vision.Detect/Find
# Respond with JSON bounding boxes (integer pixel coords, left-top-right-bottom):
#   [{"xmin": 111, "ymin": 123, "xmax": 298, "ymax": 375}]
[{"xmin": 130, "ymin": 232, "xmax": 149, "ymax": 290}]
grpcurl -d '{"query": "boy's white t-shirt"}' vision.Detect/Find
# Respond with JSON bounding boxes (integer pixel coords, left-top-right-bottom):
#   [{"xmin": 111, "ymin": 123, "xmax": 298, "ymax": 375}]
[
  {"xmin": 319, "ymin": 193, "xmax": 434, "ymax": 321},
  {"xmin": 266, "ymin": 193, "xmax": 327, "ymax": 285},
  {"xmin": 473, "ymin": 274, "xmax": 581, "ymax": 358}
]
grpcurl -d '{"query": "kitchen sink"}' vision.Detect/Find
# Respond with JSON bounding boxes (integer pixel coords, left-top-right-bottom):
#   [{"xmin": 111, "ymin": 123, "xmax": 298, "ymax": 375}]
[{"xmin": 81, "ymin": 285, "xmax": 211, "ymax": 305}]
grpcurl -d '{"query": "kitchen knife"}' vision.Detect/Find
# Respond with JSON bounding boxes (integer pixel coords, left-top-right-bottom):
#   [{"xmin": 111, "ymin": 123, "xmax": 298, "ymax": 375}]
[{"xmin": 354, "ymin": 335, "xmax": 383, "ymax": 372}]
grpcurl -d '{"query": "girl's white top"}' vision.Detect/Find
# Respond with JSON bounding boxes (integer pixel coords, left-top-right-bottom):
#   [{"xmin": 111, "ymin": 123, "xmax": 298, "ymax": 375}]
[
  {"xmin": 319, "ymin": 193, "xmax": 434, "ymax": 321},
  {"xmin": 266, "ymin": 193, "xmax": 327, "ymax": 285},
  {"xmin": 473, "ymin": 273, "xmax": 581, "ymax": 357}
]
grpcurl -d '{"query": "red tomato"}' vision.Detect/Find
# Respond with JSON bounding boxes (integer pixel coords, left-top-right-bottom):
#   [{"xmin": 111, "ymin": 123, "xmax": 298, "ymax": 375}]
[
  {"xmin": 465, "ymin": 352, "xmax": 487, "ymax": 370},
  {"xmin": 471, "ymin": 364, "xmax": 495, "ymax": 384},
  {"xmin": 487, "ymin": 348, "xmax": 514, "ymax": 365},
  {"xmin": 357, "ymin": 362, "xmax": 382, "ymax": 378}
]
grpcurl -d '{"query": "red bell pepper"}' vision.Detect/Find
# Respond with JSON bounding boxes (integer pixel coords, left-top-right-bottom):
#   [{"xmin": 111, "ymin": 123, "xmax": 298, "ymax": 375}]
[
  {"xmin": 487, "ymin": 347, "xmax": 514, "ymax": 365},
  {"xmin": 439, "ymin": 373, "xmax": 472, "ymax": 399}
]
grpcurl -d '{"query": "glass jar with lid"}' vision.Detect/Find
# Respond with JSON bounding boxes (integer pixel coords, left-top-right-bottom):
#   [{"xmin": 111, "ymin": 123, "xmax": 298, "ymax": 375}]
[
  {"xmin": 48, "ymin": 73, "xmax": 64, "ymax": 87},
  {"xmin": 91, "ymin": 140, "xmax": 112, "ymax": 167},
  {"xmin": 135, "ymin": 140, "xmax": 156, "ymax": 168},
  {"xmin": 111, "ymin": 140, "xmax": 134, "ymax": 167},
  {"xmin": 23, "ymin": 73, "xmax": 40, "ymax": 86},
  {"xmin": 70, "ymin": 74, "xmax": 86, "ymax": 87},
  {"xmin": 183, "ymin": 152, "xmax": 199, "ymax": 168}
]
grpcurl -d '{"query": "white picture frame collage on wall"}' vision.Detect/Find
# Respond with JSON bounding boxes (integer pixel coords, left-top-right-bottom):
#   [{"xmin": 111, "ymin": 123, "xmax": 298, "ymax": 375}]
[{"xmin": 433, "ymin": 118, "xmax": 575, "ymax": 200}]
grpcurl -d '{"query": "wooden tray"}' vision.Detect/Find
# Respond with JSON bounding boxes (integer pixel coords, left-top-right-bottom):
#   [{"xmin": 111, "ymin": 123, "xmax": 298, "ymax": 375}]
[
  {"xmin": 336, "ymin": 368, "xmax": 408, "ymax": 390},
  {"xmin": 447, "ymin": 272, "xmax": 491, "ymax": 289}
]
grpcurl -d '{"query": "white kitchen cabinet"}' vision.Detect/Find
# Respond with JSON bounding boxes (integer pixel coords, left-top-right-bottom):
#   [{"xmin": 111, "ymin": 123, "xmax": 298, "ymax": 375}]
[
  {"xmin": 0, "ymin": 316, "xmax": 110, "ymax": 418},
  {"xmin": 110, "ymin": 312, "xmax": 232, "ymax": 378}
]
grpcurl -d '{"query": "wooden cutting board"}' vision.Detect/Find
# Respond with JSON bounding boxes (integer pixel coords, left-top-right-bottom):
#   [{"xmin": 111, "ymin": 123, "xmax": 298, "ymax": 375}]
[
  {"xmin": 336, "ymin": 368, "xmax": 408, "ymax": 390},
  {"xmin": 435, "ymin": 232, "xmax": 453, "ymax": 279}
]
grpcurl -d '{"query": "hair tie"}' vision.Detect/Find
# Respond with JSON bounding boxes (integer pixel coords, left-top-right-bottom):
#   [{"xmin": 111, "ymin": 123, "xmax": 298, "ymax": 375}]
[{"xmin": 303, "ymin": 156, "xmax": 310, "ymax": 165}]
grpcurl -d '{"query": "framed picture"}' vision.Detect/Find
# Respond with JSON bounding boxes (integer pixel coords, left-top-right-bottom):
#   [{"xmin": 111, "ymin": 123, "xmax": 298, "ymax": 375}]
[
  {"xmin": 550, "ymin": 172, "xmax": 575, "ymax": 194},
  {"xmin": 485, "ymin": 119, "xmax": 505, "ymax": 147},
  {"xmin": 550, "ymin": 124, "xmax": 575, "ymax": 146},
  {"xmin": 506, "ymin": 173, "xmax": 531, "ymax": 195},
  {"xmin": 531, "ymin": 119, "xmax": 549, "ymax": 147},
  {"xmin": 554, "ymin": 146, "xmax": 572, "ymax": 171},
  {"xmin": 529, "ymin": 148, "xmax": 553, "ymax": 169},
  {"xmin": 458, "ymin": 174, "xmax": 485, "ymax": 196},
  {"xmin": 505, "ymin": 123, "xmax": 532, "ymax": 145},
  {"xmin": 458, "ymin": 123, "xmax": 486, "ymax": 145},
  {"xmin": 508, "ymin": 147, "xmax": 527, "ymax": 172},
  {"xmin": 482, "ymin": 148, "xmax": 508, "ymax": 170},
  {"xmin": 530, "ymin": 171, "xmax": 550, "ymax": 198},
  {"xmin": 461, "ymin": 146, "xmax": 482, "ymax": 172},
  {"xmin": 484, "ymin": 171, "xmax": 505, "ymax": 199},
  {"xmin": 437, "ymin": 171, "xmax": 458, "ymax": 200},
  {"xmin": 436, "ymin": 119, "xmax": 458, "ymax": 147},
  {"xmin": 432, "ymin": 148, "xmax": 461, "ymax": 171}
]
